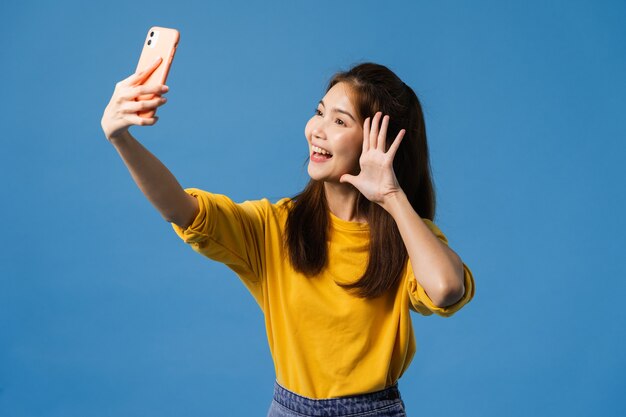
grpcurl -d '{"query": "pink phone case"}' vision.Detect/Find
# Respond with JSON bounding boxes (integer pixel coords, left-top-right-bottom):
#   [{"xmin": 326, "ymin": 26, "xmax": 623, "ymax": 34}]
[{"xmin": 134, "ymin": 26, "xmax": 179, "ymax": 118}]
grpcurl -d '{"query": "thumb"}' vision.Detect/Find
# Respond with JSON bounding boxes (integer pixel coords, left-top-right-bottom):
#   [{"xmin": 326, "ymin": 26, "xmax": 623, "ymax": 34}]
[
  {"xmin": 340, "ymin": 174, "xmax": 357, "ymax": 185},
  {"xmin": 122, "ymin": 57, "xmax": 163, "ymax": 86}
]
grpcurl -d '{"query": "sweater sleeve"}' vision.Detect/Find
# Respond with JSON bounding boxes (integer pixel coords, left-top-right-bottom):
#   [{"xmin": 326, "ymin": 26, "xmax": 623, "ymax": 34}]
[
  {"xmin": 406, "ymin": 218, "xmax": 476, "ymax": 317},
  {"xmin": 171, "ymin": 188, "xmax": 268, "ymax": 283}
]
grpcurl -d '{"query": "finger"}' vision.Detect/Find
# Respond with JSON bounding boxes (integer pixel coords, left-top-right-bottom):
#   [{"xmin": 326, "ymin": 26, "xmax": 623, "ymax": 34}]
[
  {"xmin": 119, "ymin": 72, "xmax": 140, "ymax": 86},
  {"xmin": 362, "ymin": 117, "xmax": 370, "ymax": 152},
  {"xmin": 136, "ymin": 83, "xmax": 169, "ymax": 95},
  {"xmin": 122, "ymin": 96, "xmax": 167, "ymax": 113},
  {"xmin": 133, "ymin": 56, "xmax": 163, "ymax": 86},
  {"xmin": 123, "ymin": 113, "xmax": 159, "ymax": 126},
  {"xmin": 387, "ymin": 129, "xmax": 406, "ymax": 158},
  {"xmin": 378, "ymin": 115, "xmax": 389, "ymax": 151},
  {"xmin": 119, "ymin": 56, "xmax": 162, "ymax": 87},
  {"xmin": 120, "ymin": 84, "xmax": 169, "ymax": 101},
  {"xmin": 339, "ymin": 173, "xmax": 356, "ymax": 186},
  {"xmin": 126, "ymin": 56, "xmax": 163, "ymax": 87},
  {"xmin": 370, "ymin": 112, "xmax": 382, "ymax": 150}
]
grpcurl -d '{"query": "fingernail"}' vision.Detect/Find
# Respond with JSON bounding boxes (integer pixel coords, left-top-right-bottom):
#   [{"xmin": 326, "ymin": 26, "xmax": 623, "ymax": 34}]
[{"xmin": 162, "ymin": 85, "xmax": 169, "ymax": 91}]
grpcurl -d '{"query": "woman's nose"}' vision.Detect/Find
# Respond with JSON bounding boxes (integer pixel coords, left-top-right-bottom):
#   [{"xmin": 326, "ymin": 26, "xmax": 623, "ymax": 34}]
[{"xmin": 311, "ymin": 121, "xmax": 326, "ymax": 140}]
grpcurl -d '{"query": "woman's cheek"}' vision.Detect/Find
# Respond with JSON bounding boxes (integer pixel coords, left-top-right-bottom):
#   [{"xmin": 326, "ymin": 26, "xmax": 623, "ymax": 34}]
[{"xmin": 304, "ymin": 119, "xmax": 313, "ymax": 140}]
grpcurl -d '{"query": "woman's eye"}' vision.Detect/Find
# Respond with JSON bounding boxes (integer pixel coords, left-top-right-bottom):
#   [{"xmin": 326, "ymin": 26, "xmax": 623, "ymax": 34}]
[{"xmin": 314, "ymin": 109, "xmax": 344, "ymax": 126}]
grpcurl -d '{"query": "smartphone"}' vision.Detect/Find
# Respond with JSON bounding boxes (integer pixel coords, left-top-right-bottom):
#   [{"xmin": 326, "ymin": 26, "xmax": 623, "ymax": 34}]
[{"xmin": 134, "ymin": 26, "xmax": 180, "ymax": 118}]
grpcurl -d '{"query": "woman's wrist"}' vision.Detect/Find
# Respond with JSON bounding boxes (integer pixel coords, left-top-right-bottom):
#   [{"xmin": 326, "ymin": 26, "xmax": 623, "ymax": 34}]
[
  {"xmin": 107, "ymin": 129, "xmax": 134, "ymax": 146},
  {"xmin": 380, "ymin": 189, "xmax": 409, "ymax": 218}
]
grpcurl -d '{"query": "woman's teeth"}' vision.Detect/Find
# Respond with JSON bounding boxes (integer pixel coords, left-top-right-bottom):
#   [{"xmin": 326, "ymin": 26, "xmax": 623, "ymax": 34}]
[{"xmin": 312, "ymin": 145, "xmax": 332, "ymax": 156}]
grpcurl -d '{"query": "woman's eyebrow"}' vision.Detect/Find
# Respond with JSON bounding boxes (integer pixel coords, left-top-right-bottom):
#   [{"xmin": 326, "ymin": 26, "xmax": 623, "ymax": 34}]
[{"xmin": 319, "ymin": 100, "xmax": 356, "ymax": 122}]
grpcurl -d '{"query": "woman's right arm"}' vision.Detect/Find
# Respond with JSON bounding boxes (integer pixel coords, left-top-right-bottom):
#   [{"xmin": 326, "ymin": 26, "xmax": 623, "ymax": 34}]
[{"xmin": 100, "ymin": 57, "xmax": 198, "ymax": 228}]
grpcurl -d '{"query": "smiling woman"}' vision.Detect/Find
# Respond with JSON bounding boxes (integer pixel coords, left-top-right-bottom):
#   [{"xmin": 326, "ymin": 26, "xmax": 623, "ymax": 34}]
[
  {"xmin": 101, "ymin": 61, "xmax": 475, "ymax": 417},
  {"xmin": 305, "ymin": 82, "xmax": 364, "ymax": 183}
]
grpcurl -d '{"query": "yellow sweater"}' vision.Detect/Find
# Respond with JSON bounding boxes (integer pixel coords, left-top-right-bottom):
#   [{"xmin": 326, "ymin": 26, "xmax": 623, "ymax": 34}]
[{"xmin": 172, "ymin": 188, "xmax": 475, "ymax": 399}]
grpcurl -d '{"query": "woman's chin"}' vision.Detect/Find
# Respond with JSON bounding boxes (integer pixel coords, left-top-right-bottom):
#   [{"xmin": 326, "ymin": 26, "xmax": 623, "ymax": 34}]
[
  {"xmin": 307, "ymin": 164, "xmax": 348, "ymax": 184},
  {"xmin": 307, "ymin": 164, "xmax": 324, "ymax": 181}
]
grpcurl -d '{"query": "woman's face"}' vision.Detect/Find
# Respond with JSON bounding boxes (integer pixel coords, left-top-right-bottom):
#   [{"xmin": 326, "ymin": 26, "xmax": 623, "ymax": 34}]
[{"xmin": 304, "ymin": 82, "xmax": 364, "ymax": 182}]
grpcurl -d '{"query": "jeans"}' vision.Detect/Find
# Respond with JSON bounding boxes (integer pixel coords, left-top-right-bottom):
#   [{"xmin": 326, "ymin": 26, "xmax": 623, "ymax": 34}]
[{"xmin": 266, "ymin": 380, "xmax": 408, "ymax": 417}]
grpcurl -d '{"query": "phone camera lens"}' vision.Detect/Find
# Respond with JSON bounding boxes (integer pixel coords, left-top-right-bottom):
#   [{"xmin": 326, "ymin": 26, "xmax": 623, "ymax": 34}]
[
  {"xmin": 147, "ymin": 40, "xmax": 152, "ymax": 46},
  {"xmin": 150, "ymin": 31, "xmax": 154, "ymax": 37}
]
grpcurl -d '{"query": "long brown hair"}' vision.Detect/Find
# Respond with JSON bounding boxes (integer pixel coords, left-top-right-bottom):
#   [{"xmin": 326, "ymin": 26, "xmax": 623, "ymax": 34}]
[{"xmin": 285, "ymin": 62, "xmax": 436, "ymax": 299}]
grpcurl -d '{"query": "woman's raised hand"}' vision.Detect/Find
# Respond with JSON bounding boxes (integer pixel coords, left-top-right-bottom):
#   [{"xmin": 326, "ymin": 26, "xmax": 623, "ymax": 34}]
[
  {"xmin": 340, "ymin": 112, "xmax": 406, "ymax": 206},
  {"xmin": 100, "ymin": 56, "xmax": 169, "ymax": 141}
]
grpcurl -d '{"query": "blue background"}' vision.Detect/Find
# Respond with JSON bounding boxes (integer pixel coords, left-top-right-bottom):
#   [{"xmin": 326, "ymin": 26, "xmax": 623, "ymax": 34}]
[{"xmin": 1, "ymin": 0, "xmax": 625, "ymax": 416}]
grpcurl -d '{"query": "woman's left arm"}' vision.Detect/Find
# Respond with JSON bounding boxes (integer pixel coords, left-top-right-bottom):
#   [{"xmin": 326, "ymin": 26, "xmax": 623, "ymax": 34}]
[
  {"xmin": 382, "ymin": 191, "xmax": 465, "ymax": 308},
  {"xmin": 340, "ymin": 112, "xmax": 465, "ymax": 308}
]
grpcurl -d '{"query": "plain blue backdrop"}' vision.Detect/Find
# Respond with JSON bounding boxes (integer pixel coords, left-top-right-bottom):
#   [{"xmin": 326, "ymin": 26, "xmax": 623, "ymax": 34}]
[{"xmin": 1, "ymin": 0, "xmax": 625, "ymax": 416}]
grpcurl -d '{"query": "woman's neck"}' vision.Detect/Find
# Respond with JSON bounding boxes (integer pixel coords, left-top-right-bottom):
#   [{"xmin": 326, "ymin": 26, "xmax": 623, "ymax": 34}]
[{"xmin": 323, "ymin": 181, "xmax": 367, "ymax": 223}]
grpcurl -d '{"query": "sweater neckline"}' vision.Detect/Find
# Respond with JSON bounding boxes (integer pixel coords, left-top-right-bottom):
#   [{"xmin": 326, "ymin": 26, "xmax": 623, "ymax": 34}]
[{"xmin": 328, "ymin": 211, "xmax": 369, "ymax": 232}]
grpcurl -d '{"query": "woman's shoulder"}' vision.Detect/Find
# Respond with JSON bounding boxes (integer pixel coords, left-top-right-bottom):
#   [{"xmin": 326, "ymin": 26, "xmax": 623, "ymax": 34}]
[
  {"xmin": 241, "ymin": 195, "xmax": 292, "ymax": 208},
  {"xmin": 238, "ymin": 195, "xmax": 293, "ymax": 220},
  {"xmin": 268, "ymin": 197, "xmax": 293, "ymax": 221},
  {"xmin": 274, "ymin": 196, "xmax": 293, "ymax": 209},
  {"xmin": 183, "ymin": 187, "xmax": 292, "ymax": 219}
]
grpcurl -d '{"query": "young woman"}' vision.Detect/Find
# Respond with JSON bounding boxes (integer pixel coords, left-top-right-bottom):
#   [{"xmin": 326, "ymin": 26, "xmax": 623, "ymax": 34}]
[{"xmin": 101, "ymin": 60, "xmax": 475, "ymax": 417}]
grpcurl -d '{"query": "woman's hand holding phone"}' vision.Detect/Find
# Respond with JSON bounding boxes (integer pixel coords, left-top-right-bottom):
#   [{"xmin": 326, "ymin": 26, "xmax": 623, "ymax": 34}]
[
  {"xmin": 100, "ymin": 57, "xmax": 169, "ymax": 141},
  {"xmin": 99, "ymin": 27, "xmax": 196, "ymax": 227},
  {"xmin": 101, "ymin": 26, "xmax": 178, "ymax": 140}
]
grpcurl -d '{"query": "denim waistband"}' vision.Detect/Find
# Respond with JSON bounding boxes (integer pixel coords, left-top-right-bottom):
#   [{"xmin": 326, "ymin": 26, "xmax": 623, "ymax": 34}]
[{"xmin": 272, "ymin": 380, "xmax": 402, "ymax": 416}]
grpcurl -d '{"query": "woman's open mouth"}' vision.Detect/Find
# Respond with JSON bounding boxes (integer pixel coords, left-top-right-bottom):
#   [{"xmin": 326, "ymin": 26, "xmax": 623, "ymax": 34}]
[{"xmin": 311, "ymin": 145, "xmax": 333, "ymax": 162}]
